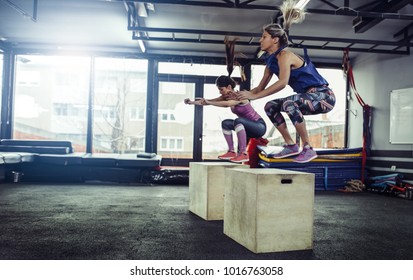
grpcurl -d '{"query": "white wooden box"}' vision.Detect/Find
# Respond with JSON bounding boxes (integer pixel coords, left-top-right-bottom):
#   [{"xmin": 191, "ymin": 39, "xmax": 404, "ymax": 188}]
[
  {"xmin": 224, "ymin": 168, "xmax": 315, "ymax": 253},
  {"xmin": 189, "ymin": 162, "xmax": 248, "ymax": 220}
]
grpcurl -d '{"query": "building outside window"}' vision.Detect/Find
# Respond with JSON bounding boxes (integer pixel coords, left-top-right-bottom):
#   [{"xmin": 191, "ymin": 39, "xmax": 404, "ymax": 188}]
[
  {"xmin": 13, "ymin": 55, "xmax": 91, "ymax": 152},
  {"xmin": 93, "ymin": 57, "xmax": 148, "ymax": 153},
  {"xmin": 13, "ymin": 55, "xmax": 148, "ymax": 154},
  {"xmin": 11, "ymin": 54, "xmax": 345, "ymax": 159},
  {"xmin": 157, "ymin": 61, "xmax": 346, "ymax": 161},
  {"xmin": 250, "ymin": 65, "xmax": 346, "ymax": 148},
  {"xmin": 0, "ymin": 52, "xmax": 3, "ymax": 116},
  {"xmin": 160, "ymin": 137, "xmax": 184, "ymax": 151}
]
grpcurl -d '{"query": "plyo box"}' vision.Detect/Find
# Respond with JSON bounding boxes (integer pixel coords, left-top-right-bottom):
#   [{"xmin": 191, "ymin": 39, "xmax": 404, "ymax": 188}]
[
  {"xmin": 189, "ymin": 162, "xmax": 249, "ymax": 220},
  {"xmin": 224, "ymin": 168, "xmax": 315, "ymax": 253}
]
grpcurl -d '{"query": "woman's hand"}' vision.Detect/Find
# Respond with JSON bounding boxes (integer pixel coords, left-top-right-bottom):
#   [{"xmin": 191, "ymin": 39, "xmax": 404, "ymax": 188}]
[
  {"xmin": 195, "ymin": 97, "xmax": 206, "ymax": 105},
  {"xmin": 236, "ymin": 90, "xmax": 254, "ymax": 100},
  {"xmin": 202, "ymin": 98, "xmax": 211, "ymax": 105},
  {"xmin": 226, "ymin": 91, "xmax": 238, "ymax": 100},
  {"xmin": 185, "ymin": 97, "xmax": 205, "ymax": 105}
]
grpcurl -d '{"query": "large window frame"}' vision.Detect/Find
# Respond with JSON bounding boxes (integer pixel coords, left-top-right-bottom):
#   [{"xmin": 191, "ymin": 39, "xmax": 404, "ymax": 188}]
[
  {"xmin": 250, "ymin": 65, "xmax": 346, "ymax": 148},
  {"xmin": 0, "ymin": 50, "xmax": 348, "ymax": 165},
  {"xmin": 13, "ymin": 55, "xmax": 91, "ymax": 152},
  {"xmin": 0, "ymin": 51, "xmax": 3, "ymax": 121},
  {"xmin": 92, "ymin": 57, "xmax": 148, "ymax": 153},
  {"xmin": 9, "ymin": 54, "xmax": 149, "ymax": 154},
  {"xmin": 156, "ymin": 61, "xmax": 347, "ymax": 165}
]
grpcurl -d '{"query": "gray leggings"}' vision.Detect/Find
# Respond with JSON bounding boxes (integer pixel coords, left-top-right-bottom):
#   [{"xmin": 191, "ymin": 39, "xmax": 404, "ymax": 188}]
[{"xmin": 221, "ymin": 117, "xmax": 266, "ymax": 139}]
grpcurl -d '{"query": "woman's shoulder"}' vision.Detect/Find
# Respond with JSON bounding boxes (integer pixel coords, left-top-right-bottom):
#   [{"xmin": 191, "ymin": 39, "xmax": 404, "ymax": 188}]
[{"xmin": 278, "ymin": 48, "xmax": 296, "ymax": 57}]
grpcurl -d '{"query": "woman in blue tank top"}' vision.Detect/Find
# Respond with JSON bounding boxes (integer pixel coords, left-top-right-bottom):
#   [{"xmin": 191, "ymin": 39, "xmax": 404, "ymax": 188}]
[{"xmin": 237, "ymin": 0, "xmax": 336, "ymax": 163}]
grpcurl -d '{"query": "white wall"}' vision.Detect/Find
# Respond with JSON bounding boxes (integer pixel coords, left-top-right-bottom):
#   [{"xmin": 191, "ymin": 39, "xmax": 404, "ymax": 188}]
[{"xmin": 347, "ymin": 51, "xmax": 413, "ymax": 151}]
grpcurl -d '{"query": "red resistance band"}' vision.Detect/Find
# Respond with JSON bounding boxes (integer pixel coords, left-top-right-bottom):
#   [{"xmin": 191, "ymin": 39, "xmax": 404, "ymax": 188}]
[{"xmin": 342, "ymin": 49, "xmax": 372, "ymax": 183}]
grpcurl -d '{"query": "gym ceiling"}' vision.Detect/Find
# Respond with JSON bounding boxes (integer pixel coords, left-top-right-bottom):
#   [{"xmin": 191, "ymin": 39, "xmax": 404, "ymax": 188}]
[{"xmin": 0, "ymin": 0, "xmax": 412, "ymax": 61}]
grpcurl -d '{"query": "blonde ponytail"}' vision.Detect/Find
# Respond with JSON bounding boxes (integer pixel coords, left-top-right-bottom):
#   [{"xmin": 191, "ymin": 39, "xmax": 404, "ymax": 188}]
[
  {"xmin": 261, "ymin": 0, "xmax": 308, "ymax": 50},
  {"xmin": 280, "ymin": 0, "xmax": 307, "ymax": 31}
]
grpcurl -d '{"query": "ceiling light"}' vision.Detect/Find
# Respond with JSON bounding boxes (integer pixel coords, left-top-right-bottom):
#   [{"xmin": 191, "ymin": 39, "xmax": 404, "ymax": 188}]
[
  {"xmin": 146, "ymin": 3, "xmax": 155, "ymax": 12},
  {"xmin": 134, "ymin": 32, "xmax": 146, "ymax": 53},
  {"xmin": 352, "ymin": 16, "xmax": 363, "ymax": 28},
  {"xmin": 138, "ymin": 39, "xmax": 146, "ymax": 53},
  {"xmin": 137, "ymin": 2, "xmax": 148, "ymax": 17},
  {"xmin": 294, "ymin": 0, "xmax": 310, "ymax": 9}
]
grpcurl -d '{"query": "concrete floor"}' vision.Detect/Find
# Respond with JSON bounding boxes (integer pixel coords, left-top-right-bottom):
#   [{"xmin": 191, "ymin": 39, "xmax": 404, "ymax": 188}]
[{"xmin": 0, "ymin": 182, "xmax": 412, "ymax": 260}]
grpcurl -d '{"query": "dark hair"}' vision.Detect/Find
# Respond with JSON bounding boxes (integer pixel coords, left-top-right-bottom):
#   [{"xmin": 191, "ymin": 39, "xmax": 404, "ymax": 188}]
[{"xmin": 215, "ymin": 75, "xmax": 236, "ymax": 88}]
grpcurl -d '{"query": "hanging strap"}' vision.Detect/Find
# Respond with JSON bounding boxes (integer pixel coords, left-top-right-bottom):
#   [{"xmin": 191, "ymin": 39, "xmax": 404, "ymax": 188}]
[
  {"xmin": 343, "ymin": 49, "xmax": 368, "ymax": 108},
  {"xmin": 343, "ymin": 48, "xmax": 372, "ymax": 183}
]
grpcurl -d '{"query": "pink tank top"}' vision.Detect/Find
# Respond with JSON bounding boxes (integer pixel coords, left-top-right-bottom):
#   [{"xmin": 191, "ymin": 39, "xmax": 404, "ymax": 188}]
[{"xmin": 230, "ymin": 102, "xmax": 262, "ymax": 121}]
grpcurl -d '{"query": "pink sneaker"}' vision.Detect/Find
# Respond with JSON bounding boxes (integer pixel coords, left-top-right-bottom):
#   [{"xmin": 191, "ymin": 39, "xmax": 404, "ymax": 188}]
[
  {"xmin": 230, "ymin": 153, "xmax": 249, "ymax": 163},
  {"xmin": 294, "ymin": 145, "xmax": 318, "ymax": 163},
  {"xmin": 218, "ymin": 151, "xmax": 237, "ymax": 160},
  {"xmin": 269, "ymin": 144, "xmax": 300, "ymax": 158}
]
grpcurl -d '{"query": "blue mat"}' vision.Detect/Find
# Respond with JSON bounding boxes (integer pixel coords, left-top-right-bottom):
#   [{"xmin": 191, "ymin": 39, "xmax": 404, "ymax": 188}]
[{"xmin": 258, "ymin": 147, "xmax": 363, "ymax": 191}]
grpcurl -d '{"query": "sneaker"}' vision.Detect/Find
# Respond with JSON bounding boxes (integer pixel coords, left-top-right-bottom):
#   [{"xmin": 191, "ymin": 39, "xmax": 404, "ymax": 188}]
[
  {"xmin": 218, "ymin": 151, "xmax": 237, "ymax": 160},
  {"xmin": 230, "ymin": 153, "xmax": 249, "ymax": 163},
  {"xmin": 269, "ymin": 144, "xmax": 300, "ymax": 158},
  {"xmin": 294, "ymin": 145, "xmax": 318, "ymax": 163}
]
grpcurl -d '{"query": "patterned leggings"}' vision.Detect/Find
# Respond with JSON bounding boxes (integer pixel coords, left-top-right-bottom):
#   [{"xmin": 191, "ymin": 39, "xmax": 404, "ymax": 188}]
[
  {"xmin": 264, "ymin": 85, "xmax": 336, "ymax": 126},
  {"xmin": 221, "ymin": 117, "xmax": 266, "ymax": 138}
]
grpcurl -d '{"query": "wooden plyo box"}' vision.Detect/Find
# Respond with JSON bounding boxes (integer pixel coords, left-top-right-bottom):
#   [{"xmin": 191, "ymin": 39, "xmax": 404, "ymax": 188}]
[
  {"xmin": 224, "ymin": 168, "xmax": 315, "ymax": 253},
  {"xmin": 189, "ymin": 162, "xmax": 248, "ymax": 220}
]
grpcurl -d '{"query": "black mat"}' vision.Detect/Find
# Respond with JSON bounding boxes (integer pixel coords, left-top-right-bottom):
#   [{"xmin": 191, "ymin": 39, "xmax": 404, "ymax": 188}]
[{"xmin": 0, "ymin": 183, "xmax": 412, "ymax": 260}]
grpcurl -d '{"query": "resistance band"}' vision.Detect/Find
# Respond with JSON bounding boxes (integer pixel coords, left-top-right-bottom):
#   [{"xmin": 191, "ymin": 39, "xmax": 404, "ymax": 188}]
[{"xmin": 342, "ymin": 48, "xmax": 372, "ymax": 183}]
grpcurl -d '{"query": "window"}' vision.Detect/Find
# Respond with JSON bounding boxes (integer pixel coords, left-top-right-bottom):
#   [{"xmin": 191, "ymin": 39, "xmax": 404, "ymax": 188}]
[
  {"xmin": 202, "ymin": 83, "xmax": 239, "ymax": 159},
  {"xmin": 9, "ymin": 53, "xmax": 344, "ymax": 160},
  {"xmin": 129, "ymin": 136, "xmax": 145, "ymax": 151},
  {"xmin": 159, "ymin": 110, "xmax": 176, "ymax": 122},
  {"xmin": 0, "ymin": 52, "xmax": 3, "ymax": 117},
  {"xmin": 251, "ymin": 65, "xmax": 346, "ymax": 148},
  {"xmin": 13, "ymin": 55, "xmax": 90, "ymax": 151},
  {"xmin": 157, "ymin": 80, "xmax": 195, "ymax": 159},
  {"xmin": 129, "ymin": 107, "xmax": 145, "ymax": 121},
  {"xmin": 158, "ymin": 62, "xmax": 241, "ymax": 78},
  {"xmin": 93, "ymin": 57, "xmax": 148, "ymax": 153},
  {"xmin": 12, "ymin": 55, "xmax": 148, "ymax": 154},
  {"xmin": 160, "ymin": 82, "xmax": 187, "ymax": 95},
  {"xmin": 53, "ymin": 103, "xmax": 68, "ymax": 116},
  {"xmin": 160, "ymin": 137, "xmax": 184, "ymax": 151},
  {"xmin": 16, "ymin": 70, "xmax": 40, "ymax": 87},
  {"xmin": 53, "ymin": 103, "xmax": 82, "ymax": 117}
]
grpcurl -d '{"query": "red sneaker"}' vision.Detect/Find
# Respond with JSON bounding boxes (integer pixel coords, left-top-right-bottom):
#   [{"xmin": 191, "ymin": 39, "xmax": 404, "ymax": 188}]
[
  {"xmin": 230, "ymin": 153, "xmax": 249, "ymax": 163},
  {"xmin": 218, "ymin": 151, "xmax": 237, "ymax": 160}
]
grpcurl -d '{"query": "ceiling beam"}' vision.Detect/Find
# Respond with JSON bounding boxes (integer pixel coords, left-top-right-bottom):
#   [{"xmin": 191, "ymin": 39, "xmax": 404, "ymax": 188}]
[
  {"xmin": 0, "ymin": 40, "xmax": 11, "ymax": 51},
  {"xmin": 309, "ymin": 7, "xmax": 413, "ymax": 20},
  {"xmin": 129, "ymin": 26, "xmax": 413, "ymax": 46},
  {"xmin": 353, "ymin": 0, "xmax": 412, "ymax": 33},
  {"xmin": 128, "ymin": 26, "xmax": 260, "ymax": 37},
  {"xmin": 113, "ymin": 0, "xmax": 413, "ymax": 20},
  {"xmin": 0, "ymin": 0, "xmax": 38, "ymax": 22},
  {"xmin": 121, "ymin": 0, "xmax": 413, "ymax": 56},
  {"xmin": 130, "ymin": 26, "xmax": 412, "ymax": 55},
  {"xmin": 134, "ymin": 37, "xmax": 410, "ymax": 55}
]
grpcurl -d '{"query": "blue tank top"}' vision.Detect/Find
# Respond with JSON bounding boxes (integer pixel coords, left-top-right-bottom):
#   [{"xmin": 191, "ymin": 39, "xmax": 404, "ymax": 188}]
[{"xmin": 264, "ymin": 47, "xmax": 328, "ymax": 93}]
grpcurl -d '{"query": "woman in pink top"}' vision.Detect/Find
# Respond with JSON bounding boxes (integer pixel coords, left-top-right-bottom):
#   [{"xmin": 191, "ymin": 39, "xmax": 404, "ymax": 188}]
[{"xmin": 184, "ymin": 75, "xmax": 266, "ymax": 163}]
